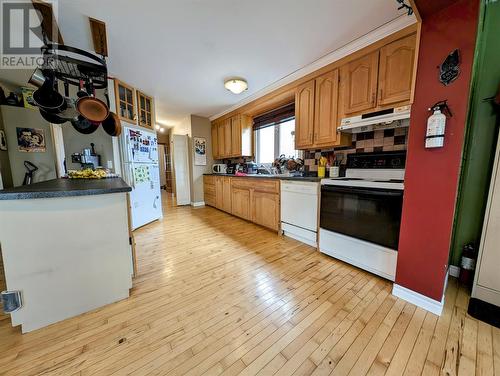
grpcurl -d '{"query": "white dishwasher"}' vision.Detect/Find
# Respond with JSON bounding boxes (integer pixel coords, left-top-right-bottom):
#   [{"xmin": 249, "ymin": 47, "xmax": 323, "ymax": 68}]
[{"xmin": 280, "ymin": 180, "xmax": 319, "ymax": 247}]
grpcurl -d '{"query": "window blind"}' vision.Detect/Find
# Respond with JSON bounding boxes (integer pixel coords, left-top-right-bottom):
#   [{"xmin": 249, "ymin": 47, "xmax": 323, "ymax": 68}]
[{"xmin": 253, "ymin": 102, "xmax": 295, "ymax": 130}]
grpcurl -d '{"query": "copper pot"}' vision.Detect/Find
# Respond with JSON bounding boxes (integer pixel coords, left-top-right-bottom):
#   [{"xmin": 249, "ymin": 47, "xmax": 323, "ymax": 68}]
[{"xmin": 76, "ymin": 78, "xmax": 109, "ymax": 123}]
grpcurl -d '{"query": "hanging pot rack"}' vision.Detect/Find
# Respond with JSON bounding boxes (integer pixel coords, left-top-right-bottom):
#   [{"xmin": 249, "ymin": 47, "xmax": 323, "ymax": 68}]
[{"xmin": 40, "ymin": 43, "xmax": 108, "ymax": 89}]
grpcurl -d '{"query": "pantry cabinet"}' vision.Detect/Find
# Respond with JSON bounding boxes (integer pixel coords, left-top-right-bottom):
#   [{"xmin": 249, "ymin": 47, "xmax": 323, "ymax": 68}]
[
  {"xmin": 211, "ymin": 123, "xmax": 218, "ymax": 159},
  {"xmin": 340, "ymin": 51, "xmax": 379, "ymax": 115},
  {"xmin": 378, "ymin": 34, "xmax": 416, "ymax": 106}
]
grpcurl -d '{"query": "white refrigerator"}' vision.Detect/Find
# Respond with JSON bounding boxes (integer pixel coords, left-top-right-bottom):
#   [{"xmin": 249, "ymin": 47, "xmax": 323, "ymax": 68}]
[{"xmin": 121, "ymin": 126, "xmax": 162, "ymax": 230}]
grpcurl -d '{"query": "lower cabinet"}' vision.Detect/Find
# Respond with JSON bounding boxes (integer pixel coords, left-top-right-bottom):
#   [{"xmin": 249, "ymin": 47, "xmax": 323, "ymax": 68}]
[
  {"xmin": 204, "ymin": 175, "xmax": 280, "ymax": 231},
  {"xmin": 252, "ymin": 191, "xmax": 280, "ymax": 231},
  {"xmin": 231, "ymin": 187, "xmax": 251, "ymax": 221}
]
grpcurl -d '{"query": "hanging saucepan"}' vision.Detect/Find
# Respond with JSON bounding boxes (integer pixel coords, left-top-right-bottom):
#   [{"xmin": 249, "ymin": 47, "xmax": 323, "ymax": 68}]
[
  {"xmin": 58, "ymin": 79, "xmax": 79, "ymax": 121},
  {"xmin": 76, "ymin": 78, "xmax": 109, "ymax": 123},
  {"xmin": 28, "ymin": 68, "xmax": 46, "ymax": 88},
  {"xmin": 32, "ymin": 71, "xmax": 65, "ymax": 112}
]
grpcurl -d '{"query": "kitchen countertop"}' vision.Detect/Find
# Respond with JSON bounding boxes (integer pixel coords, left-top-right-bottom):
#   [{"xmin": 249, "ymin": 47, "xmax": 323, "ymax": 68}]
[
  {"xmin": 0, "ymin": 177, "xmax": 132, "ymax": 200},
  {"xmin": 204, "ymin": 173, "xmax": 321, "ymax": 182}
]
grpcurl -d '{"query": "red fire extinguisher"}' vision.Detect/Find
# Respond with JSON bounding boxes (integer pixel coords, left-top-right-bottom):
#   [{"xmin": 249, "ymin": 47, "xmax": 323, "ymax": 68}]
[{"xmin": 459, "ymin": 243, "xmax": 476, "ymax": 286}]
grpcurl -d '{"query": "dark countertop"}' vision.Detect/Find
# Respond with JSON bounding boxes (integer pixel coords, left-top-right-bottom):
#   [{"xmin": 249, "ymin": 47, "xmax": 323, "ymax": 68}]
[
  {"xmin": 0, "ymin": 178, "xmax": 132, "ymax": 200},
  {"xmin": 203, "ymin": 173, "xmax": 321, "ymax": 182}
]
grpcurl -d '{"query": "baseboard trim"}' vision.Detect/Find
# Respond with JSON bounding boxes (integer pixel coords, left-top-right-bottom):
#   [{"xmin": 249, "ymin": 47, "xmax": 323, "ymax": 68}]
[
  {"xmin": 392, "ymin": 284, "xmax": 444, "ymax": 316},
  {"xmin": 449, "ymin": 265, "xmax": 460, "ymax": 278},
  {"xmin": 191, "ymin": 201, "xmax": 205, "ymax": 207}
]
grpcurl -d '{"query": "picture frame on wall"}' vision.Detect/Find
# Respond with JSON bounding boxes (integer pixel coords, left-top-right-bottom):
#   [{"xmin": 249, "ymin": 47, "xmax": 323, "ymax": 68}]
[
  {"xmin": 194, "ymin": 137, "xmax": 207, "ymax": 166},
  {"xmin": 16, "ymin": 127, "xmax": 46, "ymax": 153}
]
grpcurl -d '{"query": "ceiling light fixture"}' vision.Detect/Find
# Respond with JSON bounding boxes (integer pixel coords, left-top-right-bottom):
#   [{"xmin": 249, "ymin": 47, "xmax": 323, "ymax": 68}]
[{"xmin": 224, "ymin": 78, "xmax": 248, "ymax": 94}]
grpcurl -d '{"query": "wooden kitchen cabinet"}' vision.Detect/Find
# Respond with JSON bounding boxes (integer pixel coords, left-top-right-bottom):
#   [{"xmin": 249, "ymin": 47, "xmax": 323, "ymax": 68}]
[
  {"xmin": 136, "ymin": 90, "xmax": 154, "ymax": 129},
  {"xmin": 340, "ymin": 51, "xmax": 379, "ymax": 115},
  {"xmin": 115, "ymin": 79, "xmax": 136, "ymax": 123},
  {"xmin": 231, "ymin": 187, "xmax": 251, "ymax": 221},
  {"xmin": 314, "ymin": 69, "xmax": 340, "ymax": 146},
  {"xmin": 378, "ymin": 34, "xmax": 416, "ymax": 106},
  {"xmin": 203, "ymin": 175, "xmax": 216, "ymax": 207},
  {"xmin": 252, "ymin": 191, "xmax": 280, "ymax": 231},
  {"xmin": 222, "ymin": 177, "xmax": 232, "ymax": 213},
  {"xmin": 295, "ymin": 80, "xmax": 315, "ymax": 149},
  {"xmin": 224, "ymin": 118, "xmax": 232, "ymax": 157},
  {"xmin": 211, "ymin": 122, "xmax": 219, "ymax": 159},
  {"xmin": 211, "ymin": 114, "xmax": 252, "ymax": 159}
]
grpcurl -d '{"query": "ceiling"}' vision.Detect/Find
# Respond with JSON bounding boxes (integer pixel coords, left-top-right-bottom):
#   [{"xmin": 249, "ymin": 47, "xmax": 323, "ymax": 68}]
[{"xmin": 0, "ymin": 0, "xmax": 411, "ymax": 127}]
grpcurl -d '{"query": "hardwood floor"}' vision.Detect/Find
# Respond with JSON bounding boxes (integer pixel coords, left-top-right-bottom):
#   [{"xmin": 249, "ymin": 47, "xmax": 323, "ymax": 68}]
[{"xmin": 0, "ymin": 194, "xmax": 499, "ymax": 375}]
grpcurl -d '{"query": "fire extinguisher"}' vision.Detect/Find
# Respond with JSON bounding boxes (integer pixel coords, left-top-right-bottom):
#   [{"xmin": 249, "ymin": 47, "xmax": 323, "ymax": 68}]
[
  {"xmin": 425, "ymin": 100, "xmax": 453, "ymax": 148},
  {"xmin": 459, "ymin": 243, "xmax": 476, "ymax": 287}
]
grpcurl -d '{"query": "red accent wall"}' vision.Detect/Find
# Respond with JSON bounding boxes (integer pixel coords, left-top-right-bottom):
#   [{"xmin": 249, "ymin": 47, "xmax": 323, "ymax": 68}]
[{"xmin": 395, "ymin": 0, "xmax": 479, "ymax": 301}]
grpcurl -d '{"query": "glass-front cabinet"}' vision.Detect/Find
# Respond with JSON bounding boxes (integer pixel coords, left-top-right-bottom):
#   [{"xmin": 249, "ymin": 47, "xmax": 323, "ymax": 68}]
[
  {"xmin": 137, "ymin": 91, "xmax": 154, "ymax": 129},
  {"xmin": 114, "ymin": 79, "xmax": 136, "ymax": 123}
]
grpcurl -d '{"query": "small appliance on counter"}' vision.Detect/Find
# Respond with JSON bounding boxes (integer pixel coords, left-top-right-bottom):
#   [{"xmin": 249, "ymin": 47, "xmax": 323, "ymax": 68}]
[
  {"xmin": 71, "ymin": 143, "xmax": 101, "ymax": 169},
  {"xmin": 226, "ymin": 163, "xmax": 238, "ymax": 175},
  {"xmin": 241, "ymin": 162, "xmax": 258, "ymax": 174},
  {"xmin": 212, "ymin": 164, "xmax": 227, "ymax": 174}
]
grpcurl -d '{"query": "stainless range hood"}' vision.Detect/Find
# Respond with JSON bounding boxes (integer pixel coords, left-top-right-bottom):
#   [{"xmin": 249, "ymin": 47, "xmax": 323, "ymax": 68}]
[{"xmin": 339, "ymin": 105, "xmax": 411, "ymax": 134}]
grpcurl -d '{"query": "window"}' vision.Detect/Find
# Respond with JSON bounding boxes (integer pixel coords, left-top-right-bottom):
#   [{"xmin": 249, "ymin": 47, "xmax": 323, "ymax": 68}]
[{"xmin": 254, "ymin": 104, "xmax": 299, "ymax": 165}]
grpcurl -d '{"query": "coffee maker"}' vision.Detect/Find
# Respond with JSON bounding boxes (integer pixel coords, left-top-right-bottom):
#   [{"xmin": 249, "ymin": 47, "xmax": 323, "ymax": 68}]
[{"xmin": 71, "ymin": 143, "xmax": 101, "ymax": 169}]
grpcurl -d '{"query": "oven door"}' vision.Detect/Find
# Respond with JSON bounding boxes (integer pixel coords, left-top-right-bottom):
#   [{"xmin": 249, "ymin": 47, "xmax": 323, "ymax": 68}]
[{"xmin": 320, "ymin": 185, "xmax": 403, "ymax": 249}]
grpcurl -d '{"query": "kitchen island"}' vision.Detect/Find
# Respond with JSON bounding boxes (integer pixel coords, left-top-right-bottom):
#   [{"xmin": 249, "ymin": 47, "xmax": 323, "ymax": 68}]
[{"xmin": 0, "ymin": 178, "xmax": 134, "ymax": 333}]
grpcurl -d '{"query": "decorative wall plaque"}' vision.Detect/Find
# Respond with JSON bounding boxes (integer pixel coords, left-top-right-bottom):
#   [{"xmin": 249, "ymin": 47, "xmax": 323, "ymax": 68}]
[{"xmin": 439, "ymin": 49, "xmax": 460, "ymax": 86}]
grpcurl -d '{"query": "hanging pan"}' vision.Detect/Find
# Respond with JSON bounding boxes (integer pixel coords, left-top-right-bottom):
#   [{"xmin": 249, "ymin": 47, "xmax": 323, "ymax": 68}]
[
  {"xmin": 76, "ymin": 78, "xmax": 109, "ymax": 123},
  {"xmin": 58, "ymin": 79, "xmax": 79, "ymax": 121},
  {"xmin": 32, "ymin": 71, "xmax": 65, "ymax": 112},
  {"xmin": 101, "ymin": 90, "xmax": 121, "ymax": 136}
]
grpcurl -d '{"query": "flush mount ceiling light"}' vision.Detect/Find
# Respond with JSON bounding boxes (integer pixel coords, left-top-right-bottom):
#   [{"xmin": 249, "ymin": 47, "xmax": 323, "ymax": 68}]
[{"xmin": 224, "ymin": 78, "xmax": 248, "ymax": 94}]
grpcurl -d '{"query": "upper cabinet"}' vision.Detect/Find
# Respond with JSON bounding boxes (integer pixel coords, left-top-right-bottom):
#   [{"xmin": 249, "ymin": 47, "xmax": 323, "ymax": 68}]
[
  {"xmin": 114, "ymin": 79, "xmax": 136, "ymax": 123},
  {"xmin": 295, "ymin": 69, "xmax": 349, "ymax": 150},
  {"xmin": 114, "ymin": 79, "xmax": 156, "ymax": 129},
  {"xmin": 295, "ymin": 80, "xmax": 315, "ymax": 149},
  {"xmin": 340, "ymin": 51, "xmax": 379, "ymax": 115},
  {"xmin": 378, "ymin": 34, "xmax": 417, "ymax": 106},
  {"xmin": 212, "ymin": 114, "xmax": 252, "ymax": 159},
  {"xmin": 314, "ymin": 69, "xmax": 340, "ymax": 146},
  {"xmin": 136, "ymin": 91, "xmax": 155, "ymax": 129}
]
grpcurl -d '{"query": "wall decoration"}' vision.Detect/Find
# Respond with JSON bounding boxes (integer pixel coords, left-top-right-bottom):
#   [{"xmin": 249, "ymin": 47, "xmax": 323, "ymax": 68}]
[
  {"xmin": 439, "ymin": 49, "xmax": 460, "ymax": 86},
  {"xmin": 194, "ymin": 137, "xmax": 207, "ymax": 166},
  {"xmin": 133, "ymin": 165, "xmax": 151, "ymax": 184},
  {"xmin": 0, "ymin": 130, "xmax": 7, "ymax": 151},
  {"xmin": 16, "ymin": 127, "xmax": 46, "ymax": 152}
]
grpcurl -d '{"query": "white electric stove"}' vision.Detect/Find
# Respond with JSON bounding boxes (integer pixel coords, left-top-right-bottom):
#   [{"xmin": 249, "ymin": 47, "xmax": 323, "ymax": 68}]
[{"xmin": 319, "ymin": 151, "xmax": 406, "ymax": 281}]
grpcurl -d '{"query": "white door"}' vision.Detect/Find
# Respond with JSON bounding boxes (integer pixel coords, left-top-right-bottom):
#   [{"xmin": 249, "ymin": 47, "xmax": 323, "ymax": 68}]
[
  {"xmin": 172, "ymin": 134, "xmax": 191, "ymax": 206},
  {"xmin": 158, "ymin": 144, "xmax": 167, "ymax": 188}
]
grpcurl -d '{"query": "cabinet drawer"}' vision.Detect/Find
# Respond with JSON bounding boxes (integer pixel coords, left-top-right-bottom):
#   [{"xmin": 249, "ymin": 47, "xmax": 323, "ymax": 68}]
[{"xmin": 252, "ymin": 179, "xmax": 279, "ymax": 194}]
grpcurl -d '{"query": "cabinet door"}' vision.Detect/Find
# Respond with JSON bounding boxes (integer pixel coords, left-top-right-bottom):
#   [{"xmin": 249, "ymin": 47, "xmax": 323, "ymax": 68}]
[
  {"xmin": 222, "ymin": 177, "xmax": 232, "ymax": 213},
  {"xmin": 231, "ymin": 116, "xmax": 242, "ymax": 157},
  {"xmin": 115, "ymin": 80, "xmax": 136, "ymax": 123},
  {"xmin": 137, "ymin": 91, "xmax": 154, "ymax": 128},
  {"xmin": 217, "ymin": 122, "xmax": 226, "ymax": 158},
  {"xmin": 295, "ymin": 80, "xmax": 315, "ymax": 149},
  {"xmin": 211, "ymin": 123, "xmax": 219, "ymax": 159},
  {"xmin": 231, "ymin": 187, "xmax": 251, "ymax": 220},
  {"xmin": 224, "ymin": 118, "xmax": 232, "ymax": 157},
  {"xmin": 314, "ymin": 69, "xmax": 339, "ymax": 146},
  {"xmin": 340, "ymin": 51, "xmax": 379, "ymax": 114},
  {"xmin": 378, "ymin": 34, "xmax": 416, "ymax": 106},
  {"xmin": 215, "ymin": 177, "xmax": 223, "ymax": 210},
  {"xmin": 252, "ymin": 191, "xmax": 279, "ymax": 231}
]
